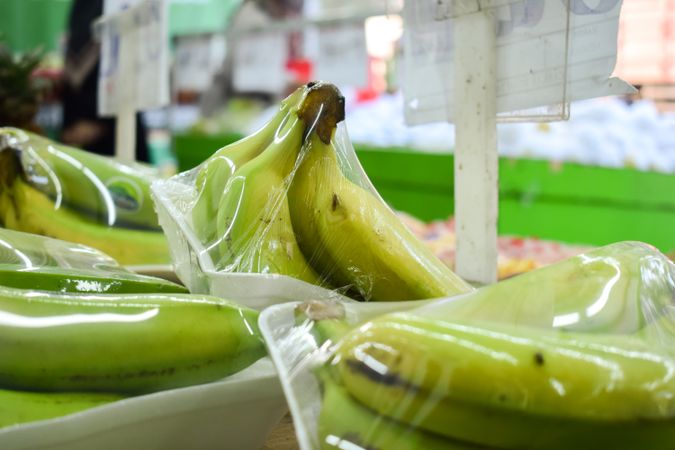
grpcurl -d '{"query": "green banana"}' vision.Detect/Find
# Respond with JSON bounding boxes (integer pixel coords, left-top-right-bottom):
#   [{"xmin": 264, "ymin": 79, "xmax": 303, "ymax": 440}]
[
  {"xmin": 331, "ymin": 312, "xmax": 675, "ymax": 450},
  {"xmin": 425, "ymin": 241, "xmax": 668, "ymax": 335},
  {"xmin": 318, "ymin": 371, "xmax": 474, "ymax": 450},
  {"xmin": 312, "ymin": 305, "xmax": 485, "ymax": 449},
  {"xmin": 191, "ymin": 85, "xmax": 309, "ymax": 244},
  {"xmin": 0, "ymin": 227, "xmax": 184, "ymax": 293},
  {"xmin": 0, "ymin": 264, "xmax": 186, "ymax": 294},
  {"xmin": 0, "ymin": 172, "xmax": 170, "ymax": 266},
  {"xmin": 0, "ymin": 389, "xmax": 124, "ymax": 429},
  {"xmin": 0, "ymin": 127, "xmax": 162, "ymax": 230},
  {"xmin": 0, "ymin": 227, "xmax": 121, "ymax": 269},
  {"xmin": 288, "ymin": 96, "xmax": 471, "ymax": 301},
  {"xmin": 211, "ymin": 88, "xmax": 327, "ymax": 285},
  {"xmin": 0, "ymin": 286, "xmax": 265, "ymax": 393}
]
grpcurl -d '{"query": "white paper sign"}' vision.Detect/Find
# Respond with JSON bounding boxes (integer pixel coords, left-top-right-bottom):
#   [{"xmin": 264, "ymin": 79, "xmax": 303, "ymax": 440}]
[
  {"xmin": 174, "ymin": 35, "xmax": 226, "ymax": 92},
  {"xmin": 98, "ymin": 0, "xmax": 169, "ymax": 116},
  {"xmin": 232, "ymin": 32, "xmax": 288, "ymax": 94},
  {"xmin": 313, "ymin": 24, "xmax": 369, "ymax": 88},
  {"xmin": 402, "ymin": 0, "xmax": 634, "ymax": 124}
]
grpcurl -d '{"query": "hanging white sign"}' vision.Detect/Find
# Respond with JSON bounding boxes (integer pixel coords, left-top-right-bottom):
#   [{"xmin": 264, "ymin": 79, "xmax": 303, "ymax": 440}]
[
  {"xmin": 314, "ymin": 24, "xmax": 369, "ymax": 89},
  {"xmin": 232, "ymin": 32, "xmax": 288, "ymax": 94},
  {"xmin": 403, "ymin": 0, "xmax": 634, "ymax": 125},
  {"xmin": 97, "ymin": 0, "xmax": 170, "ymax": 116}
]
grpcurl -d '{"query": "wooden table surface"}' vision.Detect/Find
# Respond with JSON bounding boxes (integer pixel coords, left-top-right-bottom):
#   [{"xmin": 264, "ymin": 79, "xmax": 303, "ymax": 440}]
[{"xmin": 262, "ymin": 414, "xmax": 299, "ymax": 450}]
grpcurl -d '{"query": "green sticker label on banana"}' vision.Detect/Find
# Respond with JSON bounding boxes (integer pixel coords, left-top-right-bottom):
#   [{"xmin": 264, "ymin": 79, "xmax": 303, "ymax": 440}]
[{"xmin": 106, "ymin": 177, "xmax": 143, "ymax": 213}]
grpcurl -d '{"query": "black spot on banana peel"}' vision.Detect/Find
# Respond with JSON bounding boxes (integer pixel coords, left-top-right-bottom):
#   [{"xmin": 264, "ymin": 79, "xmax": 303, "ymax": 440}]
[
  {"xmin": 298, "ymin": 81, "xmax": 345, "ymax": 144},
  {"xmin": 534, "ymin": 351, "xmax": 545, "ymax": 367}
]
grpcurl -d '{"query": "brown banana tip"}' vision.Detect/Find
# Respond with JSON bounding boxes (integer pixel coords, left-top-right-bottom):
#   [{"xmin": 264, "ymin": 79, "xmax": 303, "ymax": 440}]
[{"xmin": 298, "ymin": 81, "xmax": 345, "ymax": 144}]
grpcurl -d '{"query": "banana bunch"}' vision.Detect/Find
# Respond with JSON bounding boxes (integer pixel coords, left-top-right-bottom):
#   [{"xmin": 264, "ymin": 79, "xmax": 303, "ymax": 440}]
[
  {"xmin": 0, "ymin": 285, "xmax": 265, "ymax": 429},
  {"xmin": 193, "ymin": 81, "xmax": 471, "ymax": 301},
  {"xmin": 0, "ymin": 145, "xmax": 170, "ymax": 266},
  {"xmin": 0, "ymin": 128, "xmax": 161, "ymax": 230},
  {"xmin": 313, "ymin": 242, "xmax": 675, "ymax": 449},
  {"xmin": 191, "ymin": 86, "xmax": 308, "ymax": 244}
]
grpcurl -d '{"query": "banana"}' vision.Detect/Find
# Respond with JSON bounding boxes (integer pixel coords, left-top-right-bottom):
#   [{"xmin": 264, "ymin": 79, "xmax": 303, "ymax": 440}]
[
  {"xmin": 0, "ymin": 173, "xmax": 170, "ymax": 266},
  {"xmin": 426, "ymin": 241, "xmax": 667, "ymax": 335},
  {"xmin": 311, "ymin": 304, "xmax": 490, "ymax": 450},
  {"xmin": 211, "ymin": 88, "xmax": 329, "ymax": 285},
  {"xmin": 0, "ymin": 127, "xmax": 162, "ymax": 230},
  {"xmin": 0, "ymin": 228, "xmax": 185, "ymax": 293},
  {"xmin": 0, "ymin": 388, "xmax": 124, "ymax": 429},
  {"xmin": 331, "ymin": 312, "xmax": 675, "ymax": 450},
  {"xmin": 0, "ymin": 264, "xmax": 187, "ymax": 294},
  {"xmin": 191, "ymin": 85, "xmax": 310, "ymax": 244},
  {"xmin": 318, "ymin": 370, "xmax": 470, "ymax": 450},
  {"xmin": 287, "ymin": 90, "xmax": 471, "ymax": 301},
  {"xmin": 0, "ymin": 227, "xmax": 103, "ymax": 268},
  {"xmin": 0, "ymin": 286, "xmax": 265, "ymax": 393}
]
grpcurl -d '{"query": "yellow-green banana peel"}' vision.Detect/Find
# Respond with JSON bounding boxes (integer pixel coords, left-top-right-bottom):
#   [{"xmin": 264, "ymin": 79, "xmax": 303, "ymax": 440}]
[
  {"xmin": 0, "ymin": 177, "xmax": 170, "ymax": 266},
  {"xmin": 0, "ymin": 287, "xmax": 265, "ymax": 394},
  {"xmin": 318, "ymin": 371, "xmax": 474, "ymax": 450},
  {"xmin": 331, "ymin": 313, "xmax": 675, "ymax": 449},
  {"xmin": 191, "ymin": 85, "xmax": 310, "ymax": 244},
  {"xmin": 288, "ymin": 131, "xmax": 471, "ymax": 301},
  {"xmin": 0, "ymin": 389, "xmax": 124, "ymax": 430},
  {"xmin": 0, "ymin": 127, "xmax": 162, "ymax": 230}
]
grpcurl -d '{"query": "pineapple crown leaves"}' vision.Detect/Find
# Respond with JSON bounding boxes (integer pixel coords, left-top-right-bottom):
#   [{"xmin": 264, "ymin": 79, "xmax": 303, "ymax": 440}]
[{"xmin": 0, "ymin": 36, "xmax": 49, "ymax": 127}]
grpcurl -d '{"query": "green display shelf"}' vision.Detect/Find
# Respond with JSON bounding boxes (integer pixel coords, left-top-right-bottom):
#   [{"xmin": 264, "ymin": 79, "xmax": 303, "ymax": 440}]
[
  {"xmin": 172, "ymin": 133, "xmax": 675, "ymax": 252},
  {"xmin": 1, "ymin": 0, "xmax": 240, "ymax": 53},
  {"xmin": 0, "ymin": 0, "xmax": 72, "ymax": 53}
]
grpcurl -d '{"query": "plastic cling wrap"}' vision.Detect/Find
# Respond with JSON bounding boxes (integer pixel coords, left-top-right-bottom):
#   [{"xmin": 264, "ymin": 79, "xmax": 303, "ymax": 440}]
[
  {"xmin": 260, "ymin": 242, "xmax": 675, "ymax": 450},
  {"xmin": 0, "ymin": 128, "xmax": 170, "ymax": 265},
  {"xmin": 0, "ymin": 228, "xmax": 186, "ymax": 294},
  {"xmin": 152, "ymin": 81, "xmax": 472, "ymax": 304},
  {"xmin": 0, "ymin": 284, "xmax": 267, "ymax": 431},
  {"xmin": 0, "ymin": 231, "xmax": 283, "ymax": 444},
  {"xmin": 0, "ymin": 358, "xmax": 286, "ymax": 450}
]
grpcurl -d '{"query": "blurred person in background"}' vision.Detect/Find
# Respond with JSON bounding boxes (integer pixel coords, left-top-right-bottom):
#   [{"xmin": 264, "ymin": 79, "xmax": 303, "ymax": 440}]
[{"xmin": 60, "ymin": 0, "xmax": 149, "ymax": 162}]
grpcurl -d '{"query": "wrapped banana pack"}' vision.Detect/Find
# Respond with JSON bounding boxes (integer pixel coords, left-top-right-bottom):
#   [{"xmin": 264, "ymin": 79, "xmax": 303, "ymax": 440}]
[
  {"xmin": 259, "ymin": 242, "xmax": 675, "ymax": 450},
  {"xmin": 0, "ymin": 128, "xmax": 170, "ymax": 265},
  {"xmin": 152, "ymin": 81, "xmax": 472, "ymax": 305},
  {"xmin": 0, "ymin": 228, "xmax": 271, "ymax": 437}
]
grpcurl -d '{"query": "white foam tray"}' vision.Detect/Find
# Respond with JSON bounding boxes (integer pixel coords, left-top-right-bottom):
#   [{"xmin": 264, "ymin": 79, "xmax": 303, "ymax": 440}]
[{"xmin": 0, "ymin": 358, "xmax": 286, "ymax": 450}]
